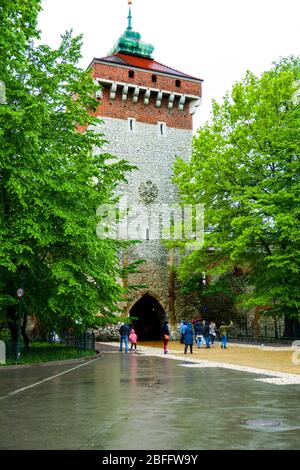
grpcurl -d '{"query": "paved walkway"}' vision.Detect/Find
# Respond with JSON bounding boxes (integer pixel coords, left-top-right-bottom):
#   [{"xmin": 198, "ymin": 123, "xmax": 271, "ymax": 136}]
[
  {"xmin": 2, "ymin": 349, "xmax": 300, "ymax": 449},
  {"xmin": 101, "ymin": 341, "xmax": 300, "ymax": 385}
]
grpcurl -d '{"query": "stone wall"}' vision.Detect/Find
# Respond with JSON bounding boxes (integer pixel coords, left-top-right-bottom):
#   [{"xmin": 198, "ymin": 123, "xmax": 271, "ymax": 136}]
[
  {"xmin": 229, "ymin": 310, "xmax": 286, "ymax": 341},
  {"xmin": 95, "ymin": 322, "xmax": 181, "ymax": 342},
  {"xmin": 94, "ymin": 116, "xmax": 193, "ymax": 325},
  {"xmin": 95, "ymin": 324, "xmax": 120, "ymax": 342}
]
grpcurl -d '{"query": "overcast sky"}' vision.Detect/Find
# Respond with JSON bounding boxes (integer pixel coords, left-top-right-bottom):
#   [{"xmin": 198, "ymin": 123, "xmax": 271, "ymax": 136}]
[{"xmin": 38, "ymin": 0, "xmax": 300, "ymax": 131}]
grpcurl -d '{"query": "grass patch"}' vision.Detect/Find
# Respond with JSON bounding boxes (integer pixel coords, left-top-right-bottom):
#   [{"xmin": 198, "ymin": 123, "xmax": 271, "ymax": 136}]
[{"xmin": 3, "ymin": 342, "xmax": 97, "ymax": 365}]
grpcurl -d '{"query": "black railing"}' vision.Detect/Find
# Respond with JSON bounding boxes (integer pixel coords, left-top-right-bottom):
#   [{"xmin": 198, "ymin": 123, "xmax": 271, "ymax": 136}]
[
  {"xmin": 61, "ymin": 332, "xmax": 95, "ymax": 351},
  {"xmin": 3, "ymin": 332, "xmax": 95, "ymax": 364},
  {"xmin": 227, "ymin": 320, "xmax": 299, "ymax": 344}
]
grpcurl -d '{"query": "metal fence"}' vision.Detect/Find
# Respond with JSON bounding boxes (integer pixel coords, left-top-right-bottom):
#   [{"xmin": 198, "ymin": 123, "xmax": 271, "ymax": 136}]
[
  {"xmin": 62, "ymin": 332, "xmax": 96, "ymax": 351},
  {"xmin": 227, "ymin": 317, "xmax": 299, "ymax": 344},
  {"xmin": 3, "ymin": 332, "xmax": 95, "ymax": 364}
]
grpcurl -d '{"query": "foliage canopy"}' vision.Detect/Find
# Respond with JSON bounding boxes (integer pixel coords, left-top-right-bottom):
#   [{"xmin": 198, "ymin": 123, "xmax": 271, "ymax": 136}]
[
  {"xmin": 0, "ymin": 0, "xmax": 133, "ymax": 337},
  {"xmin": 174, "ymin": 57, "xmax": 300, "ymax": 322}
]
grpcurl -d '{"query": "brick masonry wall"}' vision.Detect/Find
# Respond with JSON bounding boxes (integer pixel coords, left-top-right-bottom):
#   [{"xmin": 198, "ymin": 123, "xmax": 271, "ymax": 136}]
[
  {"xmin": 92, "ymin": 62, "xmax": 202, "ymax": 130},
  {"xmin": 92, "ymin": 62, "xmax": 202, "ymax": 96},
  {"xmin": 95, "ymin": 87, "xmax": 193, "ymax": 130}
]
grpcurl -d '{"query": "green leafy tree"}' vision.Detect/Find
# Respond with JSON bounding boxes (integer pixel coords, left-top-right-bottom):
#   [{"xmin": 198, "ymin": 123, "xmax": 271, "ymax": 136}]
[
  {"xmin": 179, "ymin": 271, "xmax": 246, "ymax": 325},
  {"xmin": 174, "ymin": 57, "xmax": 300, "ymax": 336},
  {"xmin": 0, "ymin": 1, "xmax": 133, "ymax": 343}
]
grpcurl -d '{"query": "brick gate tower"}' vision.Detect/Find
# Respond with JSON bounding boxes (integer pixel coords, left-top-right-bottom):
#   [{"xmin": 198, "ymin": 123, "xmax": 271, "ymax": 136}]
[{"xmin": 91, "ymin": 1, "xmax": 202, "ymax": 339}]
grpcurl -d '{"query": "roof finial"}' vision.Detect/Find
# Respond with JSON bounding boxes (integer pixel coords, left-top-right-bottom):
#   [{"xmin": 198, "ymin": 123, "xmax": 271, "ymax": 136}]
[
  {"xmin": 109, "ymin": 0, "xmax": 154, "ymax": 58},
  {"xmin": 127, "ymin": 0, "xmax": 133, "ymax": 31}
]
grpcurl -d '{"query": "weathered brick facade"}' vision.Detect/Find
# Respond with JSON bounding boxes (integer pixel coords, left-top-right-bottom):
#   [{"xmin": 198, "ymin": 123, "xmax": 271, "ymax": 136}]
[
  {"xmin": 91, "ymin": 58, "xmax": 202, "ymax": 130},
  {"xmin": 92, "ymin": 85, "xmax": 194, "ymax": 130}
]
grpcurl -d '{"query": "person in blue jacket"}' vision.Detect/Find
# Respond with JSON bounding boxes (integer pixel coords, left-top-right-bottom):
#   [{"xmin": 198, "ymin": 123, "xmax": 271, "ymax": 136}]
[
  {"xmin": 179, "ymin": 320, "xmax": 187, "ymax": 344},
  {"xmin": 184, "ymin": 322, "xmax": 194, "ymax": 354}
]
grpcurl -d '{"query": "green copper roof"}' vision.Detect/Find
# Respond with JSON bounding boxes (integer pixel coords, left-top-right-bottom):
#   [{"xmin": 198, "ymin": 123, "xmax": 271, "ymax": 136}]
[{"xmin": 109, "ymin": 5, "xmax": 154, "ymax": 59}]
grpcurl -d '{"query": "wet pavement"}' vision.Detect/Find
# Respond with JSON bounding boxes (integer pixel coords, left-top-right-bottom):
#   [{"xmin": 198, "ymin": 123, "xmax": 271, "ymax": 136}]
[{"xmin": 0, "ymin": 351, "xmax": 300, "ymax": 450}]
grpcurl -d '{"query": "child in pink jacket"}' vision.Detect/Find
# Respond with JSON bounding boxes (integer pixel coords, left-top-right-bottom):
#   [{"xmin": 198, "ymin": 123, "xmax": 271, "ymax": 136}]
[{"xmin": 129, "ymin": 328, "xmax": 138, "ymax": 352}]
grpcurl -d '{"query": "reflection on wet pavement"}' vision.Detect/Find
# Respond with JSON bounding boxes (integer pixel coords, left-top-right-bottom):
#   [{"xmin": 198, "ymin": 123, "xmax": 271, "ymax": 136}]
[{"xmin": 0, "ymin": 353, "xmax": 299, "ymax": 449}]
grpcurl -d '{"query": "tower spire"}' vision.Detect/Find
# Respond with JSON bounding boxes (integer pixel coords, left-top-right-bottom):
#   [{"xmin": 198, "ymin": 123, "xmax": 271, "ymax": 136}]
[
  {"xmin": 127, "ymin": 1, "xmax": 132, "ymax": 31},
  {"xmin": 110, "ymin": 0, "xmax": 154, "ymax": 59}
]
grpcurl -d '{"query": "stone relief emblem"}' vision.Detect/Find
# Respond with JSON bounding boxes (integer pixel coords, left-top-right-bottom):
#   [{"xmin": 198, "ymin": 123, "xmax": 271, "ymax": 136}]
[{"xmin": 139, "ymin": 180, "xmax": 158, "ymax": 204}]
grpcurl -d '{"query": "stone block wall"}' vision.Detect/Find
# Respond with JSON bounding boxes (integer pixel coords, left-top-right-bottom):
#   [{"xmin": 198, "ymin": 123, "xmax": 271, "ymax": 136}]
[
  {"xmin": 95, "ymin": 324, "xmax": 120, "ymax": 341},
  {"xmin": 94, "ymin": 116, "xmax": 193, "ymax": 324}
]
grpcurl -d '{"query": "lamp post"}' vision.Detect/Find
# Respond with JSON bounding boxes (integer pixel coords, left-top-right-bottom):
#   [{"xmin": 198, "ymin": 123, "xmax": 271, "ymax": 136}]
[{"xmin": 16, "ymin": 288, "xmax": 24, "ymax": 362}]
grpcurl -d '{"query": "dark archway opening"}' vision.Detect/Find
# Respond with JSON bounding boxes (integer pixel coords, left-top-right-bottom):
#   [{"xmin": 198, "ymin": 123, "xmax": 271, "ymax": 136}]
[{"xmin": 129, "ymin": 294, "xmax": 166, "ymax": 340}]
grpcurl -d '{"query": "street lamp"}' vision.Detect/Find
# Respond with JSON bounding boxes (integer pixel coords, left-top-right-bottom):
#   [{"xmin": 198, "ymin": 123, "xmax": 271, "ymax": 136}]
[{"xmin": 16, "ymin": 287, "xmax": 25, "ymax": 361}]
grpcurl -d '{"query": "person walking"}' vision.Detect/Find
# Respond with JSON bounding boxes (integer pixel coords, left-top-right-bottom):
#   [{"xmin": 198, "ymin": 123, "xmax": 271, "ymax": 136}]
[
  {"xmin": 129, "ymin": 328, "xmax": 138, "ymax": 352},
  {"xmin": 219, "ymin": 321, "xmax": 233, "ymax": 349},
  {"xmin": 194, "ymin": 320, "xmax": 204, "ymax": 348},
  {"xmin": 203, "ymin": 319, "xmax": 211, "ymax": 348},
  {"xmin": 119, "ymin": 323, "xmax": 130, "ymax": 353},
  {"xmin": 209, "ymin": 321, "xmax": 216, "ymax": 347},
  {"xmin": 179, "ymin": 320, "xmax": 187, "ymax": 344},
  {"xmin": 161, "ymin": 320, "xmax": 170, "ymax": 354},
  {"xmin": 184, "ymin": 322, "xmax": 194, "ymax": 354}
]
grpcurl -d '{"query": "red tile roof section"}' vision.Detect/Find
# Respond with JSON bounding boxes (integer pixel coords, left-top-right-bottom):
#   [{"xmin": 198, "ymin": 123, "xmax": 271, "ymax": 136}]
[{"xmin": 93, "ymin": 53, "xmax": 202, "ymax": 82}]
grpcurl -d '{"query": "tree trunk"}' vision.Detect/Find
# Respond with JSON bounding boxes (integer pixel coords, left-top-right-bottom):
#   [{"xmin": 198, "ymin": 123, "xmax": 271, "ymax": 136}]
[
  {"xmin": 122, "ymin": 248, "xmax": 129, "ymax": 316},
  {"xmin": 274, "ymin": 316, "xmax": 278, "ymax": 339},
  {"xmin": 7, "ymin": 305, "xmax": 18, "ymax": 343},
  {"xmin": 168, "ymin": 248, "xmax": 176, "ymax": 328},
  {"xmin": 283, "ymin": 317, "xmax": 300, "ymax": 339},
  {"xmin": 21, "ymin": 313, "xmax": 30, "ymax": 351}
]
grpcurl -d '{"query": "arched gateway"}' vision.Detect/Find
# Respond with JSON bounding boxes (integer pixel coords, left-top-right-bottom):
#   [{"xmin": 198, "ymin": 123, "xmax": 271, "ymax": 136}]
[{"xmin": 129, "ymin": 294, "xmax": 166, "ymax": 340}]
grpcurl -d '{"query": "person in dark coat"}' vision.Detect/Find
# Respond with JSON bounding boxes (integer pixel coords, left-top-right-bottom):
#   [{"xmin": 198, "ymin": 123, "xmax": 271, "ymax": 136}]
[
  {"xmin": 184, "ymin": 322, "xmax": 194, "ymax": 354},
  {"xmin": 119, "ymin": 323, "xmax": 130, "ymax": 353},
  {"xmin": 161, "ymin": 320, "xmax": 170, "ymax": 354},
  {"xmin": 193, "ymin": 320, "xmax": 204, "ymax": 348},
  {"xmin": 203, "ymin": 319, "xmax": 211, "ymax": 348}
]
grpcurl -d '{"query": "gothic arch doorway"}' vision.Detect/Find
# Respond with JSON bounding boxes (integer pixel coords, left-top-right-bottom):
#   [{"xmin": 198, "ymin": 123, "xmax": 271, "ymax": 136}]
[{"xmin": 129, "ymin": 294, "xmax": 166, "ymax": 340}]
